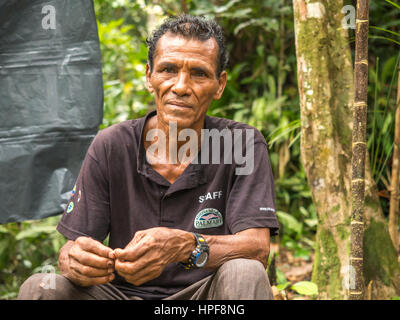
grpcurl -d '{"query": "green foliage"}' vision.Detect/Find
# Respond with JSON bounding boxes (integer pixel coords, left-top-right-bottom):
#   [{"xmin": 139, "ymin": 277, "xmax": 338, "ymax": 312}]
[
  {"xmin": 275, "ymin": 271, "xmax": 318, "ymax": 298},
  {"xmin": 369, "ymin": 55, "xmax": 399, "ymax": 186},
  {"xmin": 96, "ymin": 6, "xmax": 153, "ymax": 128},
  {"xmin": 0, "ymin": 216, "xmax": 66, "ymax": 299},
  {"xmin": 291, "ymin": 281, "xmax": 318, "ymax": 297}
]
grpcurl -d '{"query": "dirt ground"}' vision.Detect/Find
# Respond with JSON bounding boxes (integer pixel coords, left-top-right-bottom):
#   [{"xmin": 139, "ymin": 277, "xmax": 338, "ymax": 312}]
[
  {"xmin": 269, "ymin": 243, "xmax": 314, "ymax": 300},
  {"xmin": 270, "ymin": 234, "xmax": 400, "ymax": 300}
]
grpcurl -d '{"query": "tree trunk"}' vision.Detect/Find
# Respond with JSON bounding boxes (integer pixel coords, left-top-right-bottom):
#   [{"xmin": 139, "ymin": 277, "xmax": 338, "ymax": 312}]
[
  {"xmin": 293, "ymin": 0, "xmax": 400, "ymax": 299},
  {"xmin": 389, "ymin": 65, "xmax": 400, "ymax": 252}
]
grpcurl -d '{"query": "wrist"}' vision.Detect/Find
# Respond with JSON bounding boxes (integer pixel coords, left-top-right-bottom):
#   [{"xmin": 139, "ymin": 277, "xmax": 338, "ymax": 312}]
[
  {"xmin": 176, "ymin": 231, "xmax": 196, "ymax": 263},
  {"xmin": 179, "ymin": 233, "xmax": 210, "ymax": 269}
]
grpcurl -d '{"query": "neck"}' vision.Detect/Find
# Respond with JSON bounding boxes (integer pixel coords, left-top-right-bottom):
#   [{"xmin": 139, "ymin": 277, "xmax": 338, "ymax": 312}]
[{"xmin": 144, "ymin": 114, "xmax": 204, "ymax": 165}]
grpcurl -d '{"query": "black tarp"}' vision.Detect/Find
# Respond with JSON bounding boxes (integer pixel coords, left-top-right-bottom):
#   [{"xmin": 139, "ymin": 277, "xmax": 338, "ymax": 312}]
[{"xmin": 0, "ymin": 0, "xmax": 103, "ymax": 223}]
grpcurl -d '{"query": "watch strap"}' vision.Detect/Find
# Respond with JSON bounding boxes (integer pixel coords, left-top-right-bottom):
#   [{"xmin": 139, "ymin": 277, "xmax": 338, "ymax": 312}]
[{"xmin": 179, "ymin": 233, "xmax": 209, "ymax": 270}]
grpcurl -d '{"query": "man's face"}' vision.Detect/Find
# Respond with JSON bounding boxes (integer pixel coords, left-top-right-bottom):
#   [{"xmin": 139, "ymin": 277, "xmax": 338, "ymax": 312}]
[{"xmin": 146, "ymin": 33, "xmax": 227, "ymax": 129}]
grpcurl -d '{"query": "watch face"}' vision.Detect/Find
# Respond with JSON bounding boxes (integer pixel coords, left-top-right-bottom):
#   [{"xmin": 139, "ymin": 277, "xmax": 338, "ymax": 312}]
[{"xmin": 195, "ymin": 251, "xmax": 209, "ymax": 267}]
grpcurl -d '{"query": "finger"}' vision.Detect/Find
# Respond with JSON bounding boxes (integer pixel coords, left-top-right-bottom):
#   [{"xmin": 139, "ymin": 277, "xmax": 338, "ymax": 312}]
[
  {"xmin": 115, "ymin": 230, "xmax": 147, "ymax": 259},
  {"xmin": 113, "ymin": 247, "xmax": 136, "ymax": 261},
  {"xmin": 108, "ymin": 250, "xmax": 116, "ymax": 260},
  {"xmin": 70, "ymin": 257, "xmax": 114, "ymax": 278},
  {"xmin": 114, "ymin": 243, "xmax": 163, "ymax": 274},
  {"xmin": 70, "ymin": 269, "xmax": 115, "ymax": 286},
  {"xmin": 69, "ymin": 244, "xmax": 114, "ymax": 270},
  {"xmin": 116, "ymin": 265, "xmax": 161, "ymax": 286},
  {"xmin": 115, "ymin": 258, "xmax": 161, "ymax": 281},
  {"xmin": 75, "ymin": 236, "xmax": 113, "ymax": 258},
  {"xmin": 114, "ymin": 240, "xmax": 149, "ymax": 261},
  {"xmin": 115, "ymin": 269, "xmax": 140, "ymax": 285},
  {"xmin": 114, "ymin": 259, "xmax": 137, "ymax": 274},
  {"xmin": 70, "ymin": 247, "xmax": 114, "ymax": 270}
]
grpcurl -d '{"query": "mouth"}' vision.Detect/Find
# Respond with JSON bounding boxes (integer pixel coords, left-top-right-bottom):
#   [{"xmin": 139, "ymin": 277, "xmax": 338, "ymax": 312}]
[{"xmin": 166, "ymin": 100, "xmax": 192, "ymax": 109}]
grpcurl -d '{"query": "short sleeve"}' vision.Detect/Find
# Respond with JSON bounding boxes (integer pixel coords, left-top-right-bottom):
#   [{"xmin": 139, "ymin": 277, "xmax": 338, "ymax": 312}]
[
  {"xmin": 56, "ymin": 134, "xmax": 110, "ymax": 242},
  {"xmin": 226, "ymin": 142, "xmax": 279, "ymax": 236}
]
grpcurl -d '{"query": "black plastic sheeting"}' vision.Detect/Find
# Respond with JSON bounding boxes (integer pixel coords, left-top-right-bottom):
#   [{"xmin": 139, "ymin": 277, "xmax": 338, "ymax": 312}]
[{"xmin": 0, "ymin": 0, "xmax": 103, "ymax": 223}]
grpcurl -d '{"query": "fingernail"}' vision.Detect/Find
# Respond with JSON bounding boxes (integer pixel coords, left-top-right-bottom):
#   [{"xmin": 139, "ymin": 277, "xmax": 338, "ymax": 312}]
[{"xmin": 113, "ymin": 249, "xmax": 121, "ymax": 257}]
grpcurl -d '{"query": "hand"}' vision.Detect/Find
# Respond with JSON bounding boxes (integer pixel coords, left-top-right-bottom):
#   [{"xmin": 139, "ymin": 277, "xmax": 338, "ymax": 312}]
[
  {"xmin": 113, "ymin": 227, "xmax": 194, "ymax": 286},
  {"xmin": 64, "ymin": 236, "xmax": 115, "ymax": 287}
]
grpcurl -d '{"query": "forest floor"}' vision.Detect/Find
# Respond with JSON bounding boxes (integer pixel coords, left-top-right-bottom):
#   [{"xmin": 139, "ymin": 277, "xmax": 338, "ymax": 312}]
[
  {"xmin": 270, "ymin": 243, "xmax": 314, "ymax": 300},
  {"xmin": 270, "ymin": 235, "xmax": 400, "ymax": 300}
]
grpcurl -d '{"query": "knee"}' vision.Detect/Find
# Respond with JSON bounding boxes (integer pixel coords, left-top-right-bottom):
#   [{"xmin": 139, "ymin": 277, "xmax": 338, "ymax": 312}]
[
  {"xmin": 18, "ymin": 273, "xmax": 72, "ymax": 300},
  {"xmin": 212, "ymin": 258, "xmax": 273, "ymax": 300},
  {"xmin": 218, "ymin": 258, "xmax": 267, "ymax": 283}
]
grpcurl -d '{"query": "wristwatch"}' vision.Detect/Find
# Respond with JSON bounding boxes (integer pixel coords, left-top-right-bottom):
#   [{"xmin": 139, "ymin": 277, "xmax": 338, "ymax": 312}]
[{"xmin": 179, "ymin": 233, "xmax": 209, "ymax": 270}]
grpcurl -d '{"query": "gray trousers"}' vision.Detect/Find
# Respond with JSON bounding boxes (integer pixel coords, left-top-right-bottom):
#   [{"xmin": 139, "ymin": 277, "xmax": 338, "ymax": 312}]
[{"xmin": 18, "ymin": 258, "xmax": 274, "ymax": 300}]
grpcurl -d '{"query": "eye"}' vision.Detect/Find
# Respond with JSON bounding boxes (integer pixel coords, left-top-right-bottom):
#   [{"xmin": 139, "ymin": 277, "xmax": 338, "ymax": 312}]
[
  {"xmin": 162, "ymin": 66, "xmax": 176, "ymax": 73},
  {"xmin": 192, "ymin": 69, "xmax": 206, "ymax": 77}
]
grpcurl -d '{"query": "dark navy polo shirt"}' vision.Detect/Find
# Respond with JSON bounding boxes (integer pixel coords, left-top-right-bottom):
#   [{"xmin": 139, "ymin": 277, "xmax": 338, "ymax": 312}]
[{"xmin": 57, "ymin": 110, "xmax": 279, "ymax": 299}]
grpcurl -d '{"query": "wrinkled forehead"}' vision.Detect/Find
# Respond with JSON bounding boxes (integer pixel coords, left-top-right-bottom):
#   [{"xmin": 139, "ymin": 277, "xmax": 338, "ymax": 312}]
[{"xmin": 153, "ymin": 33, "xmax": 219, "ymax": 71}]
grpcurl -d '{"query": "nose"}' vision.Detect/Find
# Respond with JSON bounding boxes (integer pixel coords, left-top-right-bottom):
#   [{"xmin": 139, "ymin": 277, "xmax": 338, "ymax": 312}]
[{"xmin": 172, "ymin": 71, "xmax": 190, "ymax": 96}]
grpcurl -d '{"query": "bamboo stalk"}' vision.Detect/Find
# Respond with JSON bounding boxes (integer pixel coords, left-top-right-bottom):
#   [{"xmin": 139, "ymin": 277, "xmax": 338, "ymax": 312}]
[
  {"xmin": 389, "ymin": 65, "xmax": 400, "ymax": 252},
  {"xmin": 181, "ymin": 0, "xmax": 187, "ymax": 14},
  {"xmin": 278, "ymin": 0, "xmax": 285, "ymax": 103},
  {"xmin": 350, "ymin": 0, "xmax": 370, "ymax": 300}
]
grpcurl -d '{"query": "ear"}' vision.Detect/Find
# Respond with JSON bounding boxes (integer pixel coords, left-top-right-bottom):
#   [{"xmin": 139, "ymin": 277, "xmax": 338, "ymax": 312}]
[
  {"xmin": 213, "ymin": 71, "xmax": 227, "ymax": 100},
  {"xmin": 146, "ymin": 63, "xmax": 154, "ymax": 94}
]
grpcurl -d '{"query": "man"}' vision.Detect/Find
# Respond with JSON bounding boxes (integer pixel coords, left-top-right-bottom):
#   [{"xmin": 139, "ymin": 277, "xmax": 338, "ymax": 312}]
[{"xmin": 18, "ymin": 14, "xmax": 279, "ymax": 300}]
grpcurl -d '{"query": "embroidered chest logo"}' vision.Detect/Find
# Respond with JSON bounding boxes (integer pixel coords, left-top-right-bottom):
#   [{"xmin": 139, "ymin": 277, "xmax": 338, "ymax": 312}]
[{"xmin": 194, "ymin": 208, "xmax": 223, "ymax": 229}]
